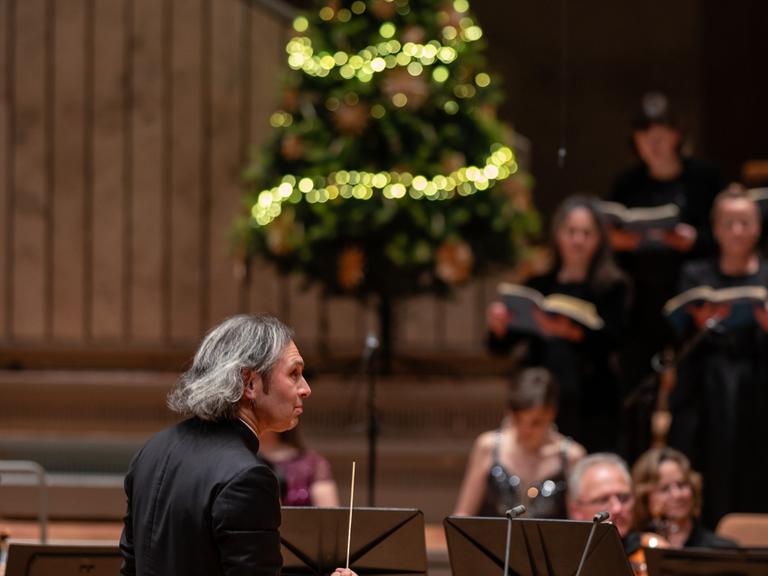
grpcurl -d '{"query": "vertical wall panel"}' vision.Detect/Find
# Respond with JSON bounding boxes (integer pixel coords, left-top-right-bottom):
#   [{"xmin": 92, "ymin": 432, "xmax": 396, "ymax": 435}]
[
  {"xmin": 52, "ymin": 0, "xmax": 86, "ymax": 341},
  {"xmin": 400, "ymin": 296, "xmax": 438, "ymax": 352},
  {"xmin": 247, "ymin": 10, "xmax": 282, "ymax": 316},
  {"xmin": 236, "ymin": 0, "xmax": 252, "ymax": 314},
  {"xmin": 197, "ymin": 0, "xmax": 212, "ymax": 331},
  {"xmin": 0, "ymin": 0, "xmax": 10, "ymax": 340},
  {"xmin": 90, "ymin": 0, "xmax": 126, "ymax": 340},
  {"xmin": 169, "ymin": 0, "xmax": 203, "ymax": 341},
  {"xmin": 443, "ymin": 283, "xmax": 481, "ymax": 352},
  {"xmin": 208, "ymin": 0, "xmax": 243, "ymax": 324},
  {"xmin": 160, "ymin": 0, "xmax": 173, "ymax": 340},
  {"xmin": 326, "ymin": 297, "xmax": 365, "ymax": 352},
  {"xmin": 288, "ymin": 275, "xmax": 320, "ymax": 353},
  {"xmin": 130, "ymin": 0, "xmax": 164, "ymax": 341},
  {"xmin": 11, "ymin": 0, "xmax": 47, "ymax": 339}
]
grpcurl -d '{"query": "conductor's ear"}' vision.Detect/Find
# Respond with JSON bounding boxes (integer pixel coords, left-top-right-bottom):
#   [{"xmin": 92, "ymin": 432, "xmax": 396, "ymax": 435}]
[{"xmin": 241, "ymin": 368, "xmax": 260, "ymax": 396}]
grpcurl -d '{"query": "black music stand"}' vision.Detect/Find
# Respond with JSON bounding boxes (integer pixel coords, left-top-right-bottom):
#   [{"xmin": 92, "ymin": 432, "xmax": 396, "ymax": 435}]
[
  {"xmin": 4, "ymin": 541, "xmax": 122, "ymax": 576},
  {"xmin": 444, "ymin": 516, "xmax": 633, "ymax": 576},
  {"xmin": 646, "ymin": 546, "xmax": 768, "ymax": 576},
  {"xmin": 280, "ymin": 506, "xmax": 427, "ymax": 575}
]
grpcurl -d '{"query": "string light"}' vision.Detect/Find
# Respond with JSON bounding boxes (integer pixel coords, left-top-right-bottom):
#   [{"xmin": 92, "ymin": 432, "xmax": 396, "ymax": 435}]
[
  {"xmin": 250, "ymin": 145, "xmax": 517, "ymax": 226},
  {"xmin": 286, "ymin": 31, "xmax": 474, "ymax": 81}
]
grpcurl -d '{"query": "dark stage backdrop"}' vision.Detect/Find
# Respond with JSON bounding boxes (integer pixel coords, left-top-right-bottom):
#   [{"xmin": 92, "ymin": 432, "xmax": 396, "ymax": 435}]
[{"xmin": 472, "ymin": 0, "xmax": 768, "ymax": 219}]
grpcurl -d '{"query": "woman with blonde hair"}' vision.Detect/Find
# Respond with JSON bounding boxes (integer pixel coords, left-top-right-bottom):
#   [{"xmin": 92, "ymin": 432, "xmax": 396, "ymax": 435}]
[{"xmin": 632, "ymin": 447, "xmax": 734, "ymax": 548}]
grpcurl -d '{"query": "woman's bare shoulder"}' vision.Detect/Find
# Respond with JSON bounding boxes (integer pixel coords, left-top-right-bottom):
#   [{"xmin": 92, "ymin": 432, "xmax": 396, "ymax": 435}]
[
  {"xmin": 565, "ymin": 439, "xmax": 587, "ymax": 463},
  {"xmin": 473, "ymin": 429, "xmax": 499, "ymax": 453}
]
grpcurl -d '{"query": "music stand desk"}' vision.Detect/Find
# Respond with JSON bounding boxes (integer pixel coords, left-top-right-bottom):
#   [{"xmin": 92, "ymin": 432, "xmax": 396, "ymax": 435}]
[
  {"xmin": 280, "ymin": 506, "xmax": 427, "ymax": 575},
  {"xmin": 444, "ymin": 515, "xmax": 633, "ymax": 576},
  {"xmin": 646, "ymin": 546, "xmax": 768, "ymax": 576},
  {"xmin": 4, "ymin": 541, "xmax": 121, "ymax": 576}
]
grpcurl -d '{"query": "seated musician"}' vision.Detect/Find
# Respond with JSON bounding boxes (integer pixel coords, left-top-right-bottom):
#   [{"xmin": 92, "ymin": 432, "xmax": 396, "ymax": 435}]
[
  {"xmin": 453, "ymin": 367, "xmax": 585, "ymax": 518},
  {"xmin": 567, "ymin": 453, "xmax": 667, "ymax": 575},
  {"xmin": 632, "ymin": 447, "xmax": 735, "ymax": 548}
]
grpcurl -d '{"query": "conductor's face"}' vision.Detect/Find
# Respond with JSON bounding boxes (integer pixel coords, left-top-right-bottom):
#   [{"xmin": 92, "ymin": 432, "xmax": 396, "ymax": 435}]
[{"xmin": 249, "ymin": 341, "xmax": 311, "ymax": 433}]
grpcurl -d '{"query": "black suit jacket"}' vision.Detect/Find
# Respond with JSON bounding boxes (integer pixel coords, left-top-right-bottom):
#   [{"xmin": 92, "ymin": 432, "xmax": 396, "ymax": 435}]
[{"xmin": 120, "ymin": 417, "xmax": 282, "ymax": 576}]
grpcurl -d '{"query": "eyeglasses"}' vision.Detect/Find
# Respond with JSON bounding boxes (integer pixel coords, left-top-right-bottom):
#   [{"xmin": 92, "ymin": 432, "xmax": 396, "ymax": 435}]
[{"xmin": 579, "ymin": 492, "xmax": 633, "ymax": 508}]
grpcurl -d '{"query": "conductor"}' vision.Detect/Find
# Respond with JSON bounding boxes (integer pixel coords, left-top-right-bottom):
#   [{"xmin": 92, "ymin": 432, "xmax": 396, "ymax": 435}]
[{"xmin": 119, "ymin": 314, "xmax": 356, "ymax": 576}]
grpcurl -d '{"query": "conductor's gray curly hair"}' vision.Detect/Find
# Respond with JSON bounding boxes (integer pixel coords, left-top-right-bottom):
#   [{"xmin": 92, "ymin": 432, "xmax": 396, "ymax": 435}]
[{"xmin": 167, "ymin": 315, "xmax": 294, "ymax": 421}]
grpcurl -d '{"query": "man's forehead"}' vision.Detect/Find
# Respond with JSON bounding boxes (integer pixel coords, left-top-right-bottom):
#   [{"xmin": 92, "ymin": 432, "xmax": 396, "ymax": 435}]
[
  {"xmin": 581, "ymin": 464, "xmax": 630, "ymax": 493},
  {"xmin": 279, "ymin": 341, "xmax": 304, "ymax": 365}
]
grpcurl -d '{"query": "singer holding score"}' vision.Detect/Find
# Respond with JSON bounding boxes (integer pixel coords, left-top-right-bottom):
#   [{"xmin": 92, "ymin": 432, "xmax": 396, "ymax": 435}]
[
  {"xmin": 487, "ymin": 196, "xmax": 630, "ymax": 452},
  {"xmin": 666, "ymin": 185, "xmax": 768, "ymax": 528},
  {"xmin": 119, "ymin": 315, "xmax": 358, "ymax": 576},
  {"xmin": 607, "ymin": 92, "xmax": 722, "ymax": 410}
]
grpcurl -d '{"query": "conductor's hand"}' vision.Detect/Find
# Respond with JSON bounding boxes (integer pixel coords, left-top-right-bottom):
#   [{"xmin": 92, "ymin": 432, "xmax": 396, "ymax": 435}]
[
  {"xmin": 487, "ymin": 301, "xmax": 511, "ymax": 338},
  {"xmin": 332, "ymin": 569, "xmax": 358, "ymax": 576},
  {"xmin": 662, "ymin": 223, "xmax": 697, "ymax": 252},
  {"xmin": 608, "ymin": 226, "xmax": 642, "ymax": 251}
]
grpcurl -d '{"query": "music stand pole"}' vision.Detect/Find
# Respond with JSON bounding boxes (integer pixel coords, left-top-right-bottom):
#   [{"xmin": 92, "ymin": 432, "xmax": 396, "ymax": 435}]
[
  {"xmin": 574, "ymin": 512, "xmax": 609, "ymax": 576},
  {"xmin": 503, "ymin": 506, "xmax": 526, "ymax": 576},
  {"xmin": 365, "ymin": 334, "xmax": 380, "ymax": 507}
]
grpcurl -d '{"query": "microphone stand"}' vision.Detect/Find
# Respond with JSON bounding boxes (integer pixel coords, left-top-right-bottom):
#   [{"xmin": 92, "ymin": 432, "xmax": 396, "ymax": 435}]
[
  {"xmin": 651, "ymin": 316, "xmax": 724, "ymax": 374},
  {"xmin": 502, "ymin": 505, "xmax": 526, "ymax": 576},
  {"xmin": 363, "ymin": 333, "xmax": 380, "ymax": 507},
  {"xmin": 574, "ymin": 511, "xmax": 609, "ymax": 576},
  {"xmin": 625, "ymin": 316, "xmax": 725, "ymax": 412}
]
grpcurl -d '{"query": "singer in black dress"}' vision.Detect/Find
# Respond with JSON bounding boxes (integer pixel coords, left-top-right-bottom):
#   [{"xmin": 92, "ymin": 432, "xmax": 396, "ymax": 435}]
[
  {"xmin": 667, "ymin": 186, "xmax": 768, "ymax": 528},
  {"xmin": 608, "ymin": 93, "xmax": 721, "ymax": 406},
  {"xmin": 488, "ymin": 197, "xmax": 631, "ymax": 453}
]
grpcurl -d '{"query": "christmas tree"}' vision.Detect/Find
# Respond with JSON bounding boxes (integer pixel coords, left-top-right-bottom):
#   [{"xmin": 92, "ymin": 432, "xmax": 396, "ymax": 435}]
[{"xmin": 239, "ymin": 0, "xmax": 538, "ymax": 354}]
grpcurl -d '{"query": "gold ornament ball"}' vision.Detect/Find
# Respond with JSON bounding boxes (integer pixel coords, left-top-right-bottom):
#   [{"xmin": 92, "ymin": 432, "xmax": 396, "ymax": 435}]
[
  {"xmin": 441, "ymin": 1, "xmax": 464, "ymax": 28},
  {"xmin": 401, "ymin": 25, "xmax": 427, "ymax": 44},
  {"xmin": 370, "ymin": 0, "xmax": 397, "ymax": 19},
  {"xmin": 332, "ymin": 102, "xmax": 370, "ymax": 135},
  {"xmin": 435, "ymin": 239, "xmax": 474, "ymax": 285},
  {"xmin": 441, "ymin": 151, "xmax": 467, "ymax": 174},
  {"xmin": 280, "ymin": 134, "xmax": 305, "ymax": 161},
  {"xmin": 282, "ymin": 89, "xmax": 299, "ymax": 112},
  {"xmin": 382, "ymin": 69, "xmax": 429, "ymax": 109},
  {"xmin": 338, "ymin": 246, "xmax": 366, "ymax": 290}
]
